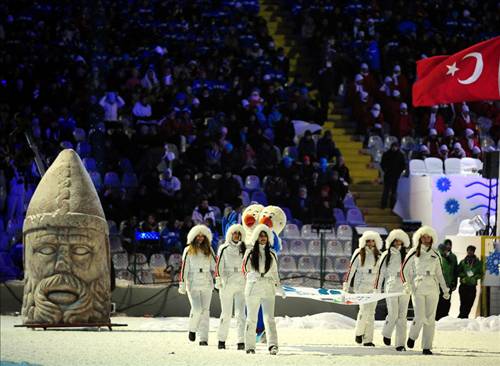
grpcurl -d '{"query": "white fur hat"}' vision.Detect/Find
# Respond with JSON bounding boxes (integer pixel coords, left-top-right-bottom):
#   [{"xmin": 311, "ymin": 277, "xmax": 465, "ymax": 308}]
[
  {"xmin": 355, "ymin": 74, "xmax": 364, "ymax": 82},
  {"xmin": 386, "ymin": 229, "xmax": 411, "ymax": 248},
  {"xmin": 187, "ymin": 224, "xmax": 213, "ymax": 245},
  {"xmin": 249, "ymin": 224, "xmax": 274, "ymax": 247},
  {"xmin": 225, "ymin": 224, "xmax": 245, "ymax": 243},
  {"xmin": 358, "ymin": 230, "xmax": 383, "ymax": 250},
  {"xmin": 445, "ymin": 128, "xmax": 455, "ymax": 137},
  {"xmin": 412, "ymin": 225, "xmax": 437, "ymax": 247}
]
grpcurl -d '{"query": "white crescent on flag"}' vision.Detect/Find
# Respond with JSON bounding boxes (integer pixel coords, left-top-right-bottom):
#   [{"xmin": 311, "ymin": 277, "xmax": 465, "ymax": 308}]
[{"xmin": 458, "ymin": 52, "xmax": 484, "ymax": 85}]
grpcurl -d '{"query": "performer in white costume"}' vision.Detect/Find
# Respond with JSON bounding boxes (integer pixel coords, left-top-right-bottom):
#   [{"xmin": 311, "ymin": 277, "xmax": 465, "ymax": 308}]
[
  {"xmin": 401, "ymin": 225, "xmax": 450, "ymax": 355},
  {"xmin": 343, "ymin": 230, "xmax": 382, "ymax": 346},
  {"xmin": 242, "ymin": 224, "xmax": 285, "ymax": 355},
  {"xmin": 374, "ymin": 229, "xmax": 411, "ymax": 351},
  {"xmin": 178, "ymin": 225, "xmax": 216, "ymax": 346},
  {"xmin": 215, "ymin": 224, "xmax": 247, "ymax": 350}
]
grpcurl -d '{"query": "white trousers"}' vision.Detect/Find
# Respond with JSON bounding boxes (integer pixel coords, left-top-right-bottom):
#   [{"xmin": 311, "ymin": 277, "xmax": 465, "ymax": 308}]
[
  {"xmin": 244, "ymin": 283, "xmax": 277, "ymax": 350},
  {"xmin": 382, "ymin": 294, "xmax": 410, "ymax": 347},
  {"xmin": 409, "ymin": 292, "xmax": 439, "ymax": 349},
  {"xmin": 355, "ymin": 301, "xmax": 377, "ymax": 343},
  {"xmin": 217, "ymin": 285, "xmax": 246, "ymax": 343},
  {"xmin": 187, "ymin": 289, "xmax": 213, "ymax": 342}
]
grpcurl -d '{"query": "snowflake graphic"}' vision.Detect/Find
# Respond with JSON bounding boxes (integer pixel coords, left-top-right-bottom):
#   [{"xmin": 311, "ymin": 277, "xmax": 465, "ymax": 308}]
[
  {"xmin": 436, "ymin": 177, "xmax": 451, "ymax": 192},
  {"xmin": 486, "ymin": 251, "xmax": 500, "ymax": 276},
  {"xmin": 444, "ymin": 198, "xmax": 460, "ymax": 215}
]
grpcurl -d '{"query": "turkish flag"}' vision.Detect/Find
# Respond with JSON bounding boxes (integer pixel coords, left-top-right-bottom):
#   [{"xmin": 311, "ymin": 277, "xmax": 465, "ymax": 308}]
[{"xmin": 412, "ymin": 36, "xmax": 500, "ymax": 107}]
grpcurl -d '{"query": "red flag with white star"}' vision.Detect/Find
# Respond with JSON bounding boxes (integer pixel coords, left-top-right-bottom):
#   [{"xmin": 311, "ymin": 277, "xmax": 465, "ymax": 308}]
[{"xmin": 412, "ymin": 36, "xmax": 500, "ymax": 107}]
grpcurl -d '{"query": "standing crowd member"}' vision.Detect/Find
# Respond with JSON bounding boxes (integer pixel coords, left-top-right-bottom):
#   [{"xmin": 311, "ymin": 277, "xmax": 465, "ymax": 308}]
[
  {"xmin": 344, "ymin": 231, "xmax": 383, "ymax": 346},
  {"xmin": 402, "ymin": 226, "xmax": 450, "ymax": 355},
  {"xmin": 458, "ymin": 245, "xmax": 483, "ymax": 318},
  {"xmin": 436, "ymin": 239, "xmax": 458, "ymax": 320},
  {"xmin": 178, "ymin": 225, "xmax": 216, "ymax": 345},
  {"xmin": 215, "ymin": 224, "xmax": 247, "ymax": 350},
  {"xmin": 380, "ymin": 143, "xmax": 406, "ymax": 209},
  {"xmin": 242, "ymin": 224, "xmax": 285, "ymax": 355},
  {"xmin": 374, "ymin": 229, "xmax": 410, "ymax": 351}
]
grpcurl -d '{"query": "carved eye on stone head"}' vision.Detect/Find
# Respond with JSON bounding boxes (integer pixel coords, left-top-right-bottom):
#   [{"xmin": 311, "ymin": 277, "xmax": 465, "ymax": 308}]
[
  {"xmin": 72, "ymin": 246, "xmax": 91, "ymax": 256},
  {"xmin": 38, "ymin": 246, "xmax": 56, "ymax": 255}
]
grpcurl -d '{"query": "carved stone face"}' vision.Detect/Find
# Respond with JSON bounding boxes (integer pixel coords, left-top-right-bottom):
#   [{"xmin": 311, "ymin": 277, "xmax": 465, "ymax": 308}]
[
  {"xmin": 22, "ymin": 226, "xmax": 110, "ymax": 324},
  {"xmin": 21, "ymin": 149, "xmax": 111, "ymax": 325}
]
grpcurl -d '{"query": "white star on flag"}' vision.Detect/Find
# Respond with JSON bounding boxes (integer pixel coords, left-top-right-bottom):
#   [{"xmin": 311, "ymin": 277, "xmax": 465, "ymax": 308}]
[{"xmin": 446, "ymin": 62, "xmax": 459, "ymax": 76}]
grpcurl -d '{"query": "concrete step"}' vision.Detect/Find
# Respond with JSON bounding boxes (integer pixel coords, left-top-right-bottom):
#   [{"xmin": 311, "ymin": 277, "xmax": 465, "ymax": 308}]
[
  {"xmin": 355, "ymin": 191, "xmax": 383, "ymax": 199},
  {"xmin": 343, "ymin": 155, "xmax": 372, "ymax": 164},
  {"xmin": 365, "ymin": 215, "xmax": 402, "ymax": 224},
  {"xmin": 357, "ymin": 198, "xmax": 383, "ymax": 207},
  {"xmin": 327, "ymin": 114, "xmax": 348, "ymax": 122},
  {"xmin": 351, "ymin": 183, "xmax": 383, "ymax": 192}
]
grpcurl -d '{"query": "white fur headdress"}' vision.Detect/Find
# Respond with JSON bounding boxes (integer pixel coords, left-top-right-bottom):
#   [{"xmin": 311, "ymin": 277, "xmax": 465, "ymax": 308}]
[
  {"xmin": 386, "ymin": 229, "xmax": 411, "ymax": 248},
  {"xmin": 358, "ymin": 230, "xmax": 383, "ymax": 250},
  {"xmin": 412, "ymin": 225, "xmax": 437, "ymax": 247},
  {"xmin": 249, "ymin": 224, "xmax": 274, "ymax": 247},
  {"xmin": 187, "ymin": 224, "xmax": 213, "ymax": 245},
  {"xmin": 225, "ymin": 224, "xmax": 245, "ymax": 243}
]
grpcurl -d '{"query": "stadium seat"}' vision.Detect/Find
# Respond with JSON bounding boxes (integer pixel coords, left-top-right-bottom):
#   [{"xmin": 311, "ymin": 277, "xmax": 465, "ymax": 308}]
[
  {"xmin": 122, "ymin": 172, "xmax": 139, "ymax": 189},
  {"xmin": 343, "ymin": 193, "xmax": 357, "ymax": 209},
  {"xmin": 424, "ymin": 157, "xmax": 444, "ymax": 175},
  {"xmin": 244, "ymin": 175, "xmax": 261, "ymax": 192},
  {"xmin": 326, "ymin": 239, "xmax": 344, "ymax": 256},
  {"xmin": 129, "ymin": 253, "xmax": 149, "ymax": 270},
  {"xmin": 140, "ymin": 270, "xmax": 154, "ymax": 284},
  {"xmin": 280, "ymin": 239, "xmax": 290, "ymax": 254},
  {"xmin": 110, "ymin": 235, "xmax": 124, "ymax": 253},
  {"xmin": 83, "ymin": 157, "xmax": 97, "ymax": 172},
  {"xmin": 104, "ymin": 172, "xmax": 121, "ymax": 188},
  {"xmin": 283, "ymin": 224, "xmax": 301, "ymax": 238},
  {"xmin": 288, "ymin": 239, "xmax": 308, "ymax": 255},
  {"xmin": 301, "ymin": 224, "xmax": 319, "ymax": 238},
  {"xmin": 107, "ymin": 220, "xmax": 118, "ymax": 234},
  {"xmin": 297, "ymin": 256, "xmax": 317, "ymax": 272},
  {"xmin": 481, "ymin": 136, "xmax": 495, "ymax": 150},
  {"xmin": 334, "ymin": 208, "xmax": 348, "ymax": 225},
  {"xmin": 119, "ymin": 158, "xmax": 134, "ymax": 173},
  {"xmin": 384, "ymin": 135, "xmax": 399, "ymax": 150},
  {"xmin": 307, "ymin": 239, "xmax": 322, "ymax": 255},
  {"xmin": 444, "ymin": 158, "xmax": 461, "ymax": 174},
  {"xmin": 241, "ymin": 191, "xmax": 250, "ymax": 206},
  {"xmin": 281, "ymin": 272, "xmax": 303, "ymax": 286},
  {"xmin": 457, "ymin": 219, "xmax": 476, "ymax": 236},
  {"xmin": 336, "ymin": 225, "xmax": 353, "ymax": 239},
  {"xmin": 76, "ymin": 141, "xmax": 92, "ymax": 158},
  {"xmin": 150, "ymin": 253, "xmax": 167, "ymax": 269},
  {"xmin": 323, "ymin": 257, "xmax": 335, "ymax": 272},
  {"xmin": 346, "ymin": 208, "xmax": 365, "ymax": 226},
  {"xmin": 282, "ymin": 207, "xmax": 293, "ymax": 221},
  {"xmin": 368, "ymin": 135, "xmax": 384, "ymax": 151},
  {"xmin": 283, "ymin": 146, "xmax": 298, "ymax": 160},
  {"xmin": 89, "ymin": 171, "xmax": 103, "ymax": 191},
  {"xmin": 251, "ymin": 190, "xmax": 268, "ymax": 205},
  {"xmin": 334, "ymin": 257, "xmax": 351, "ymax": 272},
  {"xmin": 325, "ymin": 272, "xmax": 340, "ymax": 283},
  {"xmin": 409, "ymin": 159, "xmax": 427, "ymax": 175},
  {"xmin": 279, "ymin": 255, "xmax": 297, "ymax": 272},
  {"xmin": 73, "ymin": 128, "xmax": 86, "ymax": 142},
  {"xmin": 400, "ymin": 136, "xmax": 416, "ymax": 152},
  {"xmin": 461, "ymin": 157, "xmax": 480, "ymax": 175},
  {"xmin": 167, "ymin": 253, "xmax": 182, "ymax": 272},
  {"xmin": 112, "ymin": 253, "xmax": 129, "ymax": 270},
  {"xmin": 233, "ymin": 174, "xmax": 244, "ymax": 189}
]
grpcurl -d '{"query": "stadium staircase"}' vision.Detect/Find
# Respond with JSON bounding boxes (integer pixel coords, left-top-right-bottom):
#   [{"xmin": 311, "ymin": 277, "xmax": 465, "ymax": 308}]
[{"xmin": 260, "ymin": 0, "xmax": 401, "ymax": 230}]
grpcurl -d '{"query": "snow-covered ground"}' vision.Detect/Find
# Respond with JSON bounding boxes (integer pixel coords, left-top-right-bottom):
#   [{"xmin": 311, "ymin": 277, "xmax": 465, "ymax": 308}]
[{"xmin": 1, "ymin": 313, "xmax": 499, "ymax": 366}]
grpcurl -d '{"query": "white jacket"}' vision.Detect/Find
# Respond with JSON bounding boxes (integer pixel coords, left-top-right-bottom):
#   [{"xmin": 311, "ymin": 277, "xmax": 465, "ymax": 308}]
[
  {"xmin": 216, "ymin": 241, "xmax": 246, "ymax": 288},
  {"xmin": 345, "ymin": 247, "xmax": 379, "ymax": 292},
  {"xmin": 180, "ymin": 246, "xmax": 216, "ymax": 290},
  {"xmin": 401, "ymin": 246, "xmax": 449, "ymax": 295},
  {"xmin": 374, "ymin": 247, "xmax": 405, "ymax": 292}
]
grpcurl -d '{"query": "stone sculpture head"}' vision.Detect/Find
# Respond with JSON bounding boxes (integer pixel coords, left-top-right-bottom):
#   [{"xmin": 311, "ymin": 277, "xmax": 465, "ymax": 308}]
[{"xmin": 22, "ymin": 149, "xmax": 111, "ymax": 324}]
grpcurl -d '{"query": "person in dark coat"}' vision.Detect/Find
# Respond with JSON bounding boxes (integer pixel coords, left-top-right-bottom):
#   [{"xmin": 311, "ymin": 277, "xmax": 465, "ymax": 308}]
[
  {"xmin": 380, "ymin": 143, "xmax": 406, "ymax": 209},
  {"xmin": 298, "ymin": 130, "xmax": 317, "ymax": 161}
]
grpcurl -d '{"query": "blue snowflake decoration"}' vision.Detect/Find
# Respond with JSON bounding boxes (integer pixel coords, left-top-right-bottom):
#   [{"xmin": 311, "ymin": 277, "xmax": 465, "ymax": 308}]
[
  {"xmin": 436, "ymin": 177, "xmax": 451, "ymax": 192},
  {"xmin": 444, "ymin": 198, "xmax": 460, "ymax": 215},
  {"xmin": 486, "ymin": 251, "xmax": 500, "ymax": 276}
]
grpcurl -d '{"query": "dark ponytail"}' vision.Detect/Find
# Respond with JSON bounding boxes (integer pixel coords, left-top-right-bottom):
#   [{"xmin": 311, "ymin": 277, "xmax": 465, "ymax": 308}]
[{"xmin": 239, "ymin": 242, "xmax": 246, "ymax": 257}]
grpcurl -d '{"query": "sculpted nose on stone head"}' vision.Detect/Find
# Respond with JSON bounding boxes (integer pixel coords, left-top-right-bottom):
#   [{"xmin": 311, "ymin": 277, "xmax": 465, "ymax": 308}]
[{"xmin": 54, "ymin": 246, "xmax": 71, "ymax": 273}]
